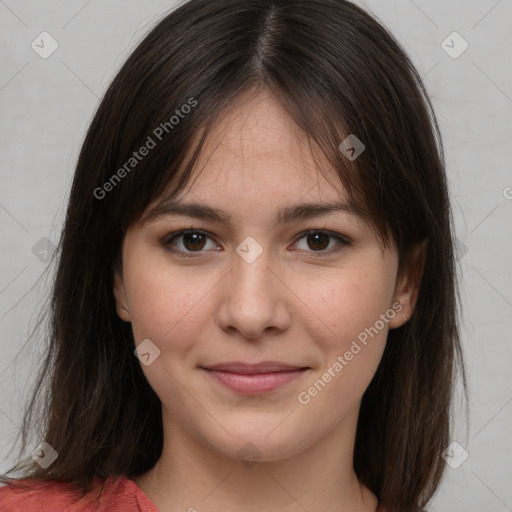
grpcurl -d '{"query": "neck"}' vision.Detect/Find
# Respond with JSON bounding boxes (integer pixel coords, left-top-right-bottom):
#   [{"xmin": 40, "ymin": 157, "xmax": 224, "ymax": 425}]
[{"xmin": 134, "ymin": 406, "xmax": 378, "ymax": 512}]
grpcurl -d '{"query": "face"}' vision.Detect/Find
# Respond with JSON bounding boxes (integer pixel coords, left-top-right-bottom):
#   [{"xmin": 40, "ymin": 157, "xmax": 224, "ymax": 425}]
[{"xmin": 114, "ymin": 89, "xmax": 418, "ymax": 462}]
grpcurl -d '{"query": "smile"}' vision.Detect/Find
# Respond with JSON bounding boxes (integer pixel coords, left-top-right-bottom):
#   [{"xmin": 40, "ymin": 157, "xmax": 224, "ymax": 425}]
[{"xmin": 200, "ymin": 362, "xmax": 310, "ymax": 395}]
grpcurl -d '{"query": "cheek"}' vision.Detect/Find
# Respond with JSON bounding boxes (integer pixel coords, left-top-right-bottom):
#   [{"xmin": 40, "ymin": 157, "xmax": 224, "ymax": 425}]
[
  {"xmin": 124, "ymin": 260, "xmax": 220, "ymax": 411},
  {"xmin": 125, "ymin": 258, "xmax": 218, "ymax": 352},
  {"xmin": 294, "ymin": 263, "xmax": 395, "ymax": 343},
  {"xmin": 294, "ymin": 272, "xmax": 392, "ymax": 412},
  {"xmin": 291, "ymin": 259, "xmax": 395, "ymax": 404}
]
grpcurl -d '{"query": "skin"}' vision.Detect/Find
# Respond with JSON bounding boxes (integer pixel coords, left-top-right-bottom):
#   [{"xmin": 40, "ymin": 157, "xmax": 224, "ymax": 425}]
[{"xmin": 113, "ymin": 89, "xmax": 425, "ymax": 512}]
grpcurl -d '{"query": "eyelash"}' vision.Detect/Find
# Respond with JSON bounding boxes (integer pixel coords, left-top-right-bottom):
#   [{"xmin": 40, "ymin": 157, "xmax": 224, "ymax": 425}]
[{"xmin": 161, "ymin": 228, "xmax": 351, "ymax": 259}]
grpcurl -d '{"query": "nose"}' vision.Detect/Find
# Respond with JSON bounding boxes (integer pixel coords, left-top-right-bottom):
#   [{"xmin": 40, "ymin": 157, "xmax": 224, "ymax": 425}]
[{"xmin": 216, "ymin": 244, "xmax": 291, "ymax": 340}]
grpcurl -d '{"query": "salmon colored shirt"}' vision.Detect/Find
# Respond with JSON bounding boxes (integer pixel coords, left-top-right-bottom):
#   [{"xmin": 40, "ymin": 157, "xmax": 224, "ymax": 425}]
[
  {"xmin": 0, "ymin": 475, "xmax": 159, "ymax": 512},
  {"xmin": 0, "ymin": 475, "xmax": 389, "ymax": 511}
]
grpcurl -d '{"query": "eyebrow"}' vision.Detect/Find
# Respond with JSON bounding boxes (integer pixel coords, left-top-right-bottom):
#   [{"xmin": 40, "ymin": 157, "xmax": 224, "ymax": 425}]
[{"xmin": 143, "ymin": 199, "xmax": 364, "ymax": 225}]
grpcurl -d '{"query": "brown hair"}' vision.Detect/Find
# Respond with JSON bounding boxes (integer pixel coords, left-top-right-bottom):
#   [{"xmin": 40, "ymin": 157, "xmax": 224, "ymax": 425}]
[{"xmin": 1, "ymin": 1, "xmax": 467, "ymax": 511}]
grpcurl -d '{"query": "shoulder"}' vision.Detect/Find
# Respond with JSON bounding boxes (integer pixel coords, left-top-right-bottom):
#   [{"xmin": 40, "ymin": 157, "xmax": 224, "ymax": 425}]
[
  {"xmin": 0, "ymin": 475, "xmax": 157, "ymax": 512},
  {"xmin": 0, "ymin": 478, "xmax": 85, "ymax": 512}
]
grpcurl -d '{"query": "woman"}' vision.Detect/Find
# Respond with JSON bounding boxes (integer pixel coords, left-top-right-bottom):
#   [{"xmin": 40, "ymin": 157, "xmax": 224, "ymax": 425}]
[{"xmin": 0, "ymin": 0, "xmax": 466, "ymax": 511}]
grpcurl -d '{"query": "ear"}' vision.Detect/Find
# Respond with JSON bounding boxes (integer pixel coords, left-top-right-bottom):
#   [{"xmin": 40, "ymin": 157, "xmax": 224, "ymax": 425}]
[
  {"xmin": 388, "ymin": 239, "xmax": 428, "ymax": 329},
  {"xmin": 113, "ymin": 265, "xmax": 131, "ymax": 323}
]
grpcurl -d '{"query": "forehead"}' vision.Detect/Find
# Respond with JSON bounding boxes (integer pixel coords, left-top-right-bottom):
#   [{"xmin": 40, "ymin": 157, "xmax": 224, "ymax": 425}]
[{"xmin": 180, "ymin": 89, "xmax": 345, "ymax": 200}]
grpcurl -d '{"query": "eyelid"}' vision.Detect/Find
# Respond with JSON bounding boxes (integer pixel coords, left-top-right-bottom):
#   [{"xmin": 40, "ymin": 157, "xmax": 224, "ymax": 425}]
[
  {"xmin": 161, "ymin": 227, "xmax": 212, "ymax": 242},
  {"xmin": 160, "ymin": 228, "xmax": 220, "ymax": 253},
  {"xmin": 294, "ymin": 228, "xmax": 351, "ymax": 245},
  {"xmin": 291, "ymin": 229, "xmax": 351, "ymax": 255}
]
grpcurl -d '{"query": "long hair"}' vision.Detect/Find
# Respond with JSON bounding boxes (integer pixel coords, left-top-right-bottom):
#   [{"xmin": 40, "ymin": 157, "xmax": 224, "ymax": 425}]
[{"xmin": 1, "ymin": 1, "xmax": 467, "ymax": 510}]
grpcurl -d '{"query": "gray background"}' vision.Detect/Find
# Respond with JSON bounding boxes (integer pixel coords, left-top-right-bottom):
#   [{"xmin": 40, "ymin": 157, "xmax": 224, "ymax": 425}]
[{"xmin": 1, "ymin": 1, "xmax": 511, "ymax": 510}]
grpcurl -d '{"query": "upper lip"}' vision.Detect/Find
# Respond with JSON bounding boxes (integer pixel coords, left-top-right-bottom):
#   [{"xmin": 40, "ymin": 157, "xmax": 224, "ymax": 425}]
[{"xmin": 201, "ymin": 361, "xmax": 308, "ymax": 374}]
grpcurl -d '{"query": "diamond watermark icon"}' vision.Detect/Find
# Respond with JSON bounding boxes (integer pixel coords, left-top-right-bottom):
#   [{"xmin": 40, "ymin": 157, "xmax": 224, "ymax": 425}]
[
  {"xmin": 31, "ymin": 442, "xmax": 58, "ymax": 468},
  {"xmin": 32, "ymin": 237, "xmax": 56, "ymax": 264},
  {"xmin": 441, "ymin": 32, "xmax": 468, "ymax": 59},
  {"xmin": 339, "ymin": 134, "xmax": 365, "ymax": 161},
  {"xmin": 237, "ymin": 442, "xmax": 263, "ymax": 468},
  {"xmin": 134, "ymin": 339, "xmax": 161, "ymax": 366},
  {"xmin": 236, "ymin": 236, "xmax": 263, "ymax": 264},
  {"xmin": 455, "ymin": 238, "xmax": 468, "ymax": 261},
  {"xmin": 441, "ymin": 441, "xmax": 469, "ymax": 469},
  {"xmin": 31, "ymin": 32, "xmax": 59, "ymax": 59}
]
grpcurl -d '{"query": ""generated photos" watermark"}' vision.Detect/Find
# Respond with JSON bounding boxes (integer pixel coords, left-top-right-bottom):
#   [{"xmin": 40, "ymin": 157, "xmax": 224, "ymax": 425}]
[
  {"xmin": 94, "ymin": 97, "xmax": 197, "ymax": 200},
  {"xmin": 297, "ymin": 302, "xmax": 403, "ymax": 405}
]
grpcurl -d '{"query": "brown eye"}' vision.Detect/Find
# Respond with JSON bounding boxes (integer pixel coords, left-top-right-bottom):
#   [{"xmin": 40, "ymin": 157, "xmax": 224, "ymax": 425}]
[
  {"xmin": 294, "ymin": 230, "xmax": 350, "ymax": 255},
  {"xmin": 306, "ymin": 232, "xmax": 330, "ymax": 251},
  {"xmin": 163, "ymin": 229, "xmax": 219, "ymax": 257},
  {"xmin": 182, "ymin": 232, "xmax": 207, "ymax": 251}
]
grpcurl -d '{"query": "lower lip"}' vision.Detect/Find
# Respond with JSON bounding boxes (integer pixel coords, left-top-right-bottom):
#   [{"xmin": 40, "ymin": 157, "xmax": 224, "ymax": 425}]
[{"xmin": 203, "ymin": 368, "xmax": 308, "ymax": 394}]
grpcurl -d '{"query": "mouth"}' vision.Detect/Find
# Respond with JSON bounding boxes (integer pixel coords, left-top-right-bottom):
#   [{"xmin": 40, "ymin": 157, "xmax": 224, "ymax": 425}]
[{"xmin": 200, "ymin": 361, "xmax": 311, "ymax": 395}]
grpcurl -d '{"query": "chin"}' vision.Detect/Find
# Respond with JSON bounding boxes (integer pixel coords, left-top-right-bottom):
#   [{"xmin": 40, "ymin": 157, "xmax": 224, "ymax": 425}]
[{"xmin": 199, "ymin": 422, "xmax": 316, "ymax": 465}]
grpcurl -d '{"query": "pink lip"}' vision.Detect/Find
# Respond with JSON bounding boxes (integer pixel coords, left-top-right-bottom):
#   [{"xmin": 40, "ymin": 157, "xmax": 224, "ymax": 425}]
[{"xmin": 201, "ymin": 361, "xmax": 310, "ymax": 395}]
